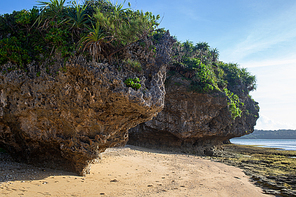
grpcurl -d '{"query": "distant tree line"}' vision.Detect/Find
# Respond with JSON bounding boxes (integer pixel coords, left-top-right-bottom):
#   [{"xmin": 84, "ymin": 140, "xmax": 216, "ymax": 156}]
[{"xmin": 239, "ymin": 130, "xmax": 296, "ymax": 139}]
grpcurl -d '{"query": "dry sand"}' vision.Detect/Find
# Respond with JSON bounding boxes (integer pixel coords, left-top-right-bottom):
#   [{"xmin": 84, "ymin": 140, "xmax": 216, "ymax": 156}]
[{"xmin": 0, "ymin": 145, "xmax": 272, "ymax": 197}]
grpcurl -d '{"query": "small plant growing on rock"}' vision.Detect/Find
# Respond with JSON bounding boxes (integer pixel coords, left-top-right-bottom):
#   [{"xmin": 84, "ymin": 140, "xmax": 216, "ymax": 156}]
[
  {"xmin": 224, "ymin": 88, "xmax": 243, "ymax": 119},
  {"xmin": 124, "ymin": 77, "xmax": 141, "ymax": 90},
  {"xmin": 124, "ymin": 59, "xmax": 142, "ymax": 72}
]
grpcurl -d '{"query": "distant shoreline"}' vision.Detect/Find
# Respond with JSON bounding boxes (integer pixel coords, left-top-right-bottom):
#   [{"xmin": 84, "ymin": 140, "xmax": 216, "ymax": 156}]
[
  {"xmin": 237, "ymin": 129, "xmax": 296, "ymax": 139},
  {"xmin": 230, "ymin": 138, "xmax": 296, "ymax": 151}
]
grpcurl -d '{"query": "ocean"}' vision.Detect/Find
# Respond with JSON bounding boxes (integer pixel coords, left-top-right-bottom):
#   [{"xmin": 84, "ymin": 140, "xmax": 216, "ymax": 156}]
[{"xmin": 230, "ymin": 138, "xmax": 296, "ymax": 151}]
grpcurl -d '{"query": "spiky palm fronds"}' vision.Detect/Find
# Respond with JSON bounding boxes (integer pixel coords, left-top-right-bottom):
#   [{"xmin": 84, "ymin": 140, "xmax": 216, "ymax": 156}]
[
  {"xmin": 34, "ymin": 0, "xmax": 67, "ymax": 29},
  {"xmin": 38, "ymin": 0, "xmax": 66, "ymax": 16},
  {"xmin": 80, "ymin": 22, "xmax": 107, "ymax": 62},
  {"xmin": 66, "ymin": 0, "xmax": 89, "ymax": 31},
  {"xmin": 209, "ymin": 48, "xmax": 219, "ymax": 62}
]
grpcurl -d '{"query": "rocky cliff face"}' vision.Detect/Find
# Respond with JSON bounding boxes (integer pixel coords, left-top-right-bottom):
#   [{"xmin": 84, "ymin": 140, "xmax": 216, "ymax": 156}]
[
  {"xmin": 0, "ymin": 32, "xmax": 175, "ymax": 175},
  {"xmin": 128, "ymin": 73, "xmax": 259, "ymax": 155}
]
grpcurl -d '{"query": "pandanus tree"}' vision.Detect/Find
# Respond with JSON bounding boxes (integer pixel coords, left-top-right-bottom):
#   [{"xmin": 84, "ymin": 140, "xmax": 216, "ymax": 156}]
[
  {"xmin": 92, "ymin": 1, "xmax": 160, "ymax": 63},
  {"xmin": 182, "ymin": 40, "xmax": 195, "ymax": 58},
  {"xmin": 66, "ymin": 0, "xmax": 90, "ymax": 38},
  {"xmin": 209, "ymin": 48, "xmax": 219, "ymax": 63},
  {"xmin": 35, "ymin": 0, "xmax": 67, "ymax": 29},
  {"xmin": 196, "ymin": 42, "xmax": 210, "ymax": 65},
  {"xmin": 1, "ymin": 0, "xmax": 161, "ymax": 65},
  {"xmin": 80, "ymin": 22, "xmax": 108, "ymax": 62}
]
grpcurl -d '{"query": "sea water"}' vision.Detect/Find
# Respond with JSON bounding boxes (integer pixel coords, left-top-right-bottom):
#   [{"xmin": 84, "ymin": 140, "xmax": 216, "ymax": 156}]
[{"xmin": 230, "ymin": 138, "xmax": 296, "ymax": 151}]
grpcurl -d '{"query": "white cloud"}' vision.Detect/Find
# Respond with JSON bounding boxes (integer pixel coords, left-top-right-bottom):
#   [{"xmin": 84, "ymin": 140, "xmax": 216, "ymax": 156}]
[
  {"xmin": 255, "ymin": 114, "xmax": 296, "ymax": 130},
  {"xmin": 248, "ymin": 62, "xmax": 296, "ymax": 130}
]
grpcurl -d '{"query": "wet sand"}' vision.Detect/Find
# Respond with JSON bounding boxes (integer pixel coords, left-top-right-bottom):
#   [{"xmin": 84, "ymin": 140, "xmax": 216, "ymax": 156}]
[{"xmin": 0, "ymin": 145, "xmax": 272, "ymax": 197}]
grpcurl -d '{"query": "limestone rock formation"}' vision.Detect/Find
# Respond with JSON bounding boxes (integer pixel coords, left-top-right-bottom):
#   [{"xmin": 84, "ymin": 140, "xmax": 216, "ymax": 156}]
[
  {"xmin": 0, "ymin": 32, "xmax": 175, "ymax": 175},
  {"xmin": 128, "ymin": 73, "xmax": 259, "ymax": 155}
]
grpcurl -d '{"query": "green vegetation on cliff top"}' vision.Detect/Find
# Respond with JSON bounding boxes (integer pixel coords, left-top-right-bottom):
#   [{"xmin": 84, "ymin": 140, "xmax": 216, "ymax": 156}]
[
  {"xmin": 169, "ymin": 40, "xmax": 257, "ymax": 119},
  {"xmin": 0, "ymin": 0, "xmax": 257, "ymax": 119},
  {"xmin": 0, "ymin": 0, "xmax": 160, "ymax": 66}
]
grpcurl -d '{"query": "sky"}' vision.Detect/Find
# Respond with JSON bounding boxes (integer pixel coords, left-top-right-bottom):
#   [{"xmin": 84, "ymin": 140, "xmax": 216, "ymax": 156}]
[{"xmin": 1, "ymin": 0, "xmax": 296, "ymax": 130}]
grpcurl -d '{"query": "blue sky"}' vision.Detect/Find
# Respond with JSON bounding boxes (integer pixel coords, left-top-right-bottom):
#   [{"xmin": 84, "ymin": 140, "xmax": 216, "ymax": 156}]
[{"xmin": 1, "ymin": 0, "xmax": 296, "ymax": 130}]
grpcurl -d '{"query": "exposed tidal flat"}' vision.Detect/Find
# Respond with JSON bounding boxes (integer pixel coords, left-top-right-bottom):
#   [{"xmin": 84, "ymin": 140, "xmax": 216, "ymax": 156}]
[{"xmin": 210, "ymin": 144, "xmax": 296, "ymax": 196}]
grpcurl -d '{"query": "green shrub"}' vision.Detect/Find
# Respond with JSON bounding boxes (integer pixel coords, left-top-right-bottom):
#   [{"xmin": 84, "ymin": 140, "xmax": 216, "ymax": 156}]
[
  {"xmin": 124, "ymin": 77, "xmax": 141, "ymax": 90},
  {"xmin": 219, "ymin": 62, "xmax": 256, "ymax": 92},
  {"xmin": 0, "ymin": 37, "xmax": 31, "ymax": 65},
  {"xmin": 152, "ymin": 28, "xmax": 166, "ymax": 43},
  {"xmin": 224, "ymin": 88, "xmax": 243, "ymax": 119}
]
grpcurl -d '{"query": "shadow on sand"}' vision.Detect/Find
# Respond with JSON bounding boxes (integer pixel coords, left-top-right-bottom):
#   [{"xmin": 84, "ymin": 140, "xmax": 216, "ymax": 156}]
[{"xmin": 0, "ymin": 151, "xmax": 79, "ymax": 183}]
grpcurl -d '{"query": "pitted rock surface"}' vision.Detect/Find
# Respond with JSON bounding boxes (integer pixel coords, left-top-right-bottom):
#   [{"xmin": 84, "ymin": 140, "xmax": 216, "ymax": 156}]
[
  {"xmin": 0, "ymin": 32, "xmax": 175, "ymax": 175},
  {"xmin": 128, "ymin": 73, "xmax": 259, "ymax": 155}
]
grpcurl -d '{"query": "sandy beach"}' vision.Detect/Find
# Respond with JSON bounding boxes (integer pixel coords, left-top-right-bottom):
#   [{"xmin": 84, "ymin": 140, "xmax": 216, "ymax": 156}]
[{"xmin": 0, "ymin": 145, "xmax": 271, "ymax": 197}]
